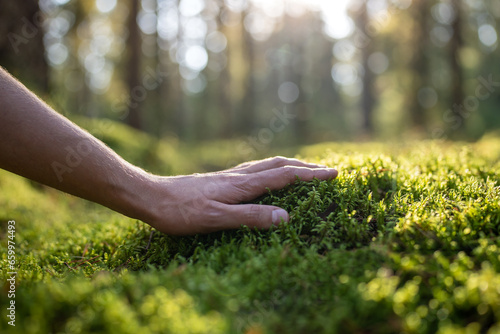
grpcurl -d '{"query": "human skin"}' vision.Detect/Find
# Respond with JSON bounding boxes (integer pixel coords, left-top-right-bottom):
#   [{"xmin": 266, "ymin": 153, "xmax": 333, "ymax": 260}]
[{"xmin": 0, "ymin": 68, "xmax": 338, "ymax": 235}]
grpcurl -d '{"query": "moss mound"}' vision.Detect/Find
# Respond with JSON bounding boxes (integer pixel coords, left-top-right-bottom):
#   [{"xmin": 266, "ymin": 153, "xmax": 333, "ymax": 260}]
[{"xmin": 1, "ymin": 136, "xmax": 500, "ymax": 334}]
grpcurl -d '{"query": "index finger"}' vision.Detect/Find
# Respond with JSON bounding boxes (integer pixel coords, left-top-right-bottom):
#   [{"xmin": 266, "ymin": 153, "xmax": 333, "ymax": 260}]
[
  {"xmin": 227, "ymin": 156, "xmax": 328, "ymax": 175},
  {"xmin": 233, "ymin": 166, "xmax": 338, "ymax": 200}
]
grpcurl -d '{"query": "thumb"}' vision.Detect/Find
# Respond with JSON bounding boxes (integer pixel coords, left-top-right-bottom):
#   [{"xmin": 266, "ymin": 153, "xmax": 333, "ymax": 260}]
[{"xmin": 223, "ymin": 204, "xmax": 289, "ymax": 230}]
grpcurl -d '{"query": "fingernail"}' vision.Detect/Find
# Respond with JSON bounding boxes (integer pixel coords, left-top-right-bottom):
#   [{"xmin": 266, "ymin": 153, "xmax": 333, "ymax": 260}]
[{"xmin": 272, "ymin": 209, "xmax": 289, "ymax": 225}]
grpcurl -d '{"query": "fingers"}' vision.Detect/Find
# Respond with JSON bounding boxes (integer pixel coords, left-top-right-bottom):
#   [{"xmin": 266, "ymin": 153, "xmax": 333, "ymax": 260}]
[
  {"xmin": 228, "ymin": 156, "xmax": 328, "ymax": 174},
  {"xmin": 176, "ymin": 201, "xmax": 289, "ymax": 234},
  {"xmin": 233, "ymin": 166, "xmax": 338, "ymax": 199},
  {"xmin": 219, "ymin": 203, "xmax": 289, "ymax": 230}
]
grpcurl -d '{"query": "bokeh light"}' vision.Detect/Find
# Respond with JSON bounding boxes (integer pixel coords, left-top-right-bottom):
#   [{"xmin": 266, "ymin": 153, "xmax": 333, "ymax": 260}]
[
  {"xmin": 95, "ymin": 0, "xmax": 117, "ymax": 13},
  {"xmin": 183, "ymin": 45, "xmax": 208, "ymax": 72},
  {"xmin": 367, "ymin": 52, "xmax": 389, "ymax": 74},
  {"xmin": 244, "ymin": 11, "xmax": 275, "ymax": 41},
  {"xmin": 179, "ymin": 0, "xmax": 205, "ymax": 17},
  {"xmin": 331, "ymin": 63, "xmax": 359, "ymax": 86},
  {"xmin": 478, "ymin": 24, "xmax": 498, "ymax": 47},
  {"xmin": 430, "ymin": 26, "xmax": 452, "ymax": 47},
  {"xmin": 278, "ymin": 81, "xmax": 300, "ymax": 104},
  {"xmin": 319, "ymin": 0, "xmax": 354, "ymax": 39},
  {"xmin": 138, "ymin": 11, "xmax": 157, "ymax": 35},
  {"xmin": 182, "ymin": 74, "xmax": 207, "ymax": 95},
  {"xmin": 46, "ymin": 42, "xmax": 69, "ymax": 66},
  {"xmin": 333, "ymin": 40, "xmax": 357, "ymax": 62},
  {"xmin": 431, "ymin": 3, "xmax": 455, "ymax": 26},
  {"xmin": 206, "ymin": 31, "xmax": 228, "ymax": 53}
]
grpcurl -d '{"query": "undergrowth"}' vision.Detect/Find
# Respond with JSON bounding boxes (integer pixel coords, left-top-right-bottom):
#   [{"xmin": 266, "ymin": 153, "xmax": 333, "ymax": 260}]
[{"xmin": 1, "ymin": 136, "xmax": 500, "ymax": 334}]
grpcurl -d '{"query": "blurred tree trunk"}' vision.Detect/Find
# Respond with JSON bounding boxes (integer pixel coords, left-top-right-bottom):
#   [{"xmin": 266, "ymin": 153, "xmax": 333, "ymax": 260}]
[
  {"xmin": 152, "ymin": 0, "xmax": 165, "ymax": 138},
  {"xmin": 0, "ymin": 0, "xmax": 48, "ymax": 94},
  {"xmin": 70, "ymin": 2, "xmax": 91, "ymax": 117},
  {"xmin": 157, "ymin": 51, "xmax": 171, "ymax": 137},
  {"xmin": 217, "ymin": 2, "xmax": 233, "ymax": 138},
  {"xmin": 318, "ymin": 39, "xmax": 343, "ymax": 138},
  {"xmin": 125, "ymin": 0, "xmax": 142, "ymax": 130},
  {"xmin": 157, "ymin": 49, "xmax": 175, "ymax": 136},
  {"xmin": 291, "ymin": 45, "xmax": 307, "ymax": 143},
  {"xmin": 360, "ymin": 34, "xmax": 375, "ymax": 136},
  {"xmin": 407, "ymin": 0, "xmax": 431, "ymax": 132},
  {"xmin": 239, "ymin": 8, "xmax": 256, "ymax": 135},
  {"xmin": 217, "ymin": 47, "xmax": 233, "ymax": 138},
  {"xmin": 361, "ymin": 45, "xmax": 376, "ymax": 137},
  {"xmin": 449, "ymin": 0, "xmax": 464, "ymax": 117},
  {"xmin": 173, "ymin": 0, "xmax": 187, "ymax": 139},
  {"xmin": 285, "ymin": 15, "xmax": 307, "ymax": 143},
  {"xmin": 353, "ymin": 2, "xmax": 376, "ymax": 137}
]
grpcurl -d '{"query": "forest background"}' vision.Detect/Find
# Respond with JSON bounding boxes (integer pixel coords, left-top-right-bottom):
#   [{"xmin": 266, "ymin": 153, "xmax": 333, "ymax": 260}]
[{"xmin": 1, "ymin": 0, "xmax": 499, "ymax": 160}]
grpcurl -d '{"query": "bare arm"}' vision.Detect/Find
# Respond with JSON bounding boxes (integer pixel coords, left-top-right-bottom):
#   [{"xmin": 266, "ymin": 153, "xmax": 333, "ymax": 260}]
[
  {"xmin": 0, "ymin": 68, "xmax": 153, "ymax": 222},
  {"xmin": 0, "ymin": 68, "xmax": 338, "ymax": 235}
]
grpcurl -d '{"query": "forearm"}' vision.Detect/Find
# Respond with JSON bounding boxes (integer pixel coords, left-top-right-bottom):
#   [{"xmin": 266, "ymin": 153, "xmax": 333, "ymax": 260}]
[{"xmin": 0, "ymin": 68, "xmax": 151, "ymax": 220}]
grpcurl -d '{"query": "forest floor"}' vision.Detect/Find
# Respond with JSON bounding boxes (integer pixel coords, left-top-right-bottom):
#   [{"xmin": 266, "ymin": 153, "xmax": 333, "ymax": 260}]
[{"xmin": 1, "ymin": 121, "xmax": 500, "ymax": 334}]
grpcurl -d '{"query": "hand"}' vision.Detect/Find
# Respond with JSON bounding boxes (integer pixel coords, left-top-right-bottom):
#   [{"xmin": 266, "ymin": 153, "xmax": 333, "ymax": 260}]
[
  {"xmin": 0, "ymin": 68, "xmax": 337, "ymax": 236},
  {"xmin": 141, "ymin": 157, "xmax": 338, "ymax": 235}
]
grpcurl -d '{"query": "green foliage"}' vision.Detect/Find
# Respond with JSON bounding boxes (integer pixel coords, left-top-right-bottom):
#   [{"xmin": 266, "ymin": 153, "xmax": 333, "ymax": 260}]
[{"xmin": 1, "ymin": 136, "xmax": 500, "ymax": 333}]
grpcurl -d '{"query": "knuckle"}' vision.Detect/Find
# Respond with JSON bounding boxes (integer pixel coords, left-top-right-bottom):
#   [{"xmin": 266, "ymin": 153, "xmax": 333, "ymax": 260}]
[
  {"xmin": 233, "ymin": 161, "xmax": 250, "ymax": 169},
  {"xmin": 271, "ymin": 156, "xmax": 289, "ymax": 167},
  {"xmin": 244, "ymin": 205, "xmax": 264, "ymax": 226},
  {"xmin": 198, "ymin": 202, "xmax": 225, "ymax": 232},
  {"xmin": 282, "ymin": 166, "xmax": 297, "ymax": 180}
]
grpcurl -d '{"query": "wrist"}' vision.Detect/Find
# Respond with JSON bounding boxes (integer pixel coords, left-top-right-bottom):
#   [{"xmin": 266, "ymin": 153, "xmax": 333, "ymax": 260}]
[{"xmin": 107, "ymin": 164, "xmax": 158, "ymax": 223}]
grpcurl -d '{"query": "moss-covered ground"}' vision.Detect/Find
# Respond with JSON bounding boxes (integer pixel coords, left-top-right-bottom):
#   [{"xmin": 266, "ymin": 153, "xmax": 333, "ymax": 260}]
[{"xmin": 1, "ymin": 123, "xmax": 500, "ymax": 333}]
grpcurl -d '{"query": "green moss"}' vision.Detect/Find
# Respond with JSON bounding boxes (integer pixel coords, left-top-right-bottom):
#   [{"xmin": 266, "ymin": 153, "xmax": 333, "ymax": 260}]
[{"xmin": 1, "ymin": 135, "xmax": 500, "ymax": 333}]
